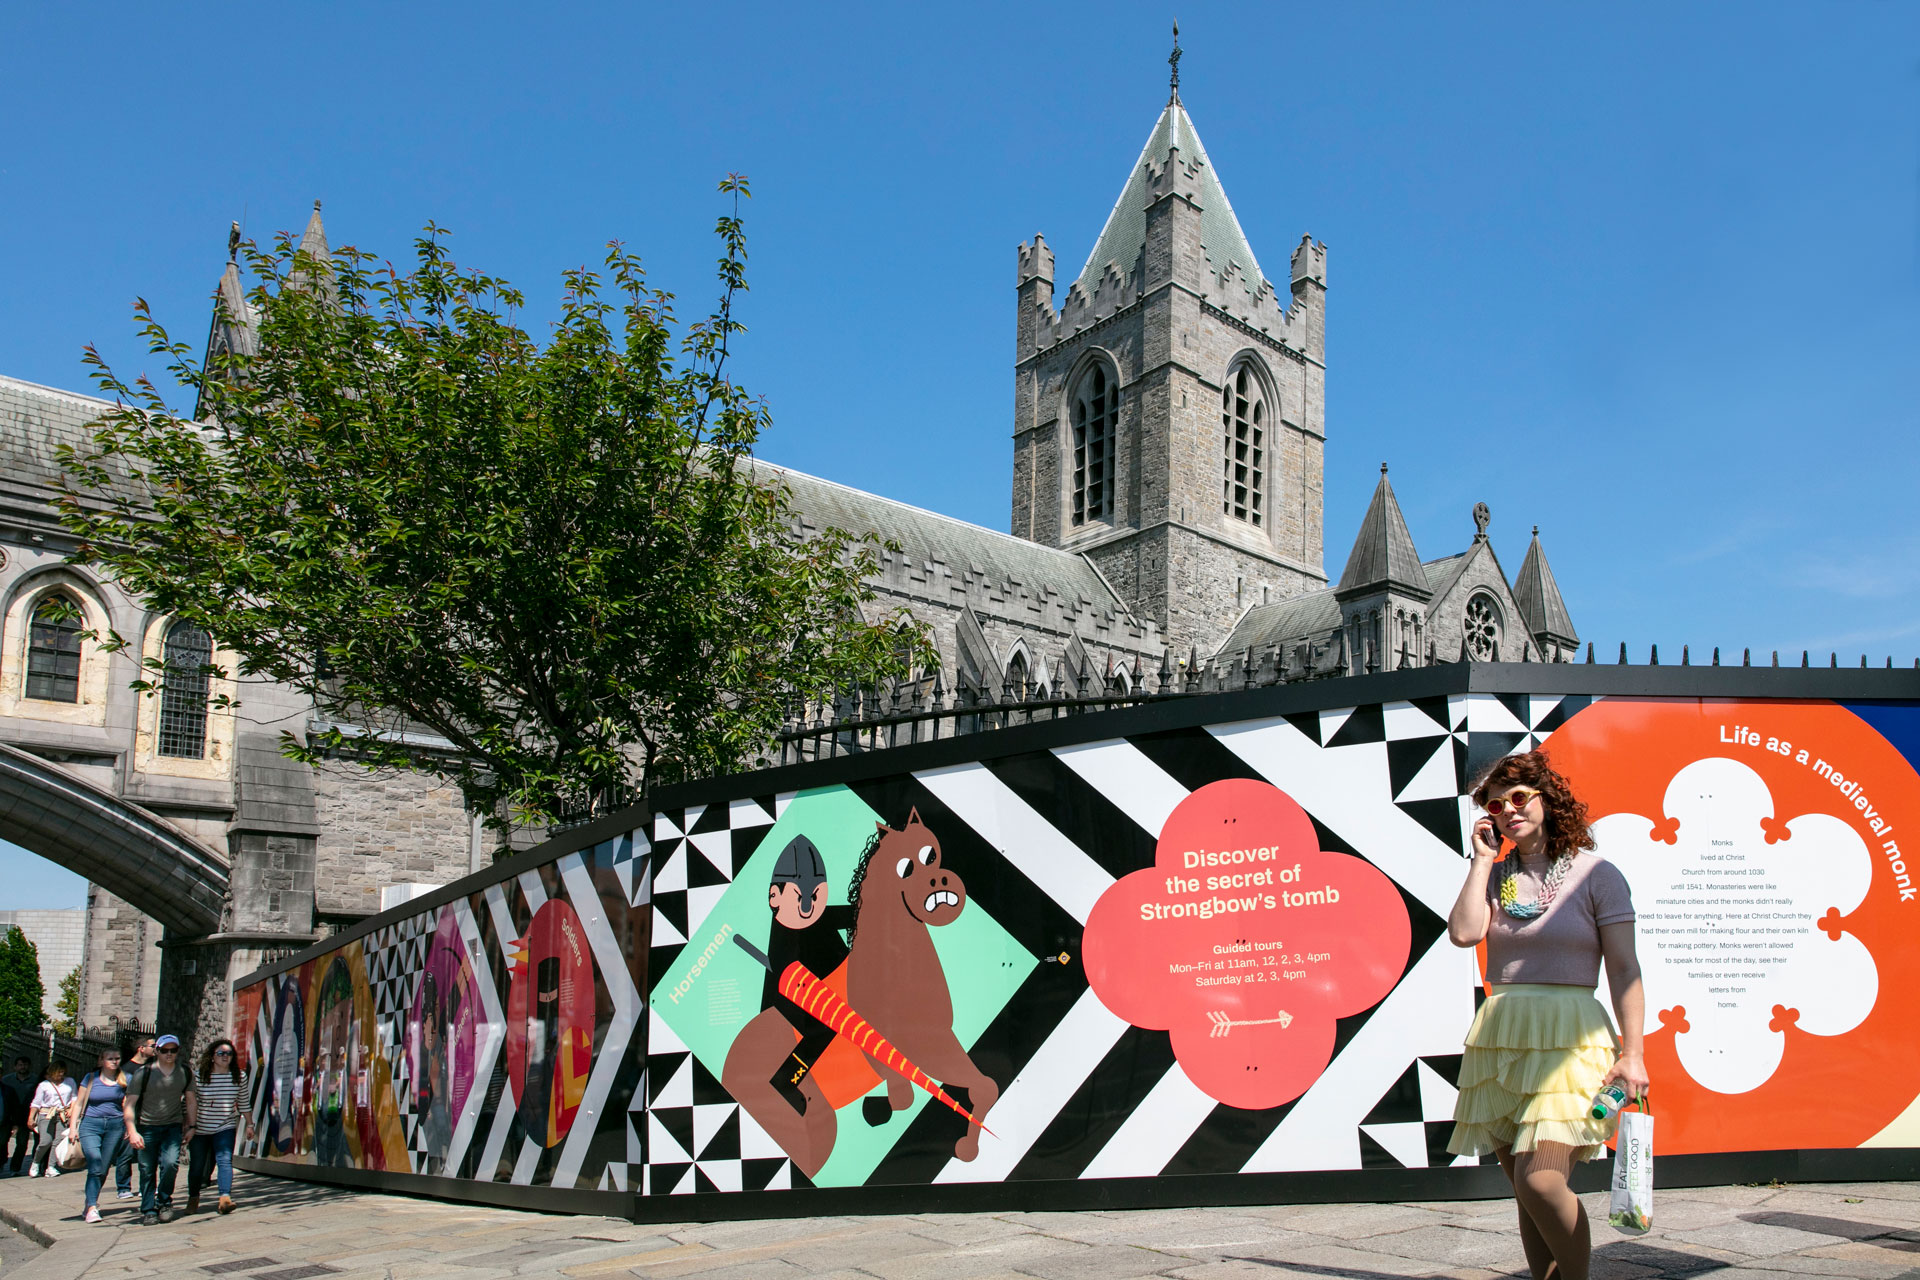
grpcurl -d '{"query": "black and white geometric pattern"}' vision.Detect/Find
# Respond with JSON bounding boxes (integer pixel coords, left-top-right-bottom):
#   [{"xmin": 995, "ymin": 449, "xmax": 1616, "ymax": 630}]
[
  {"xmin": 636, "ymin": 691, "xmax": 1602, "ymax": 1196},
  {"xmin": 363, "ymin": 912, "xmax": 435, "ymax": 1172},
  {"xmin": 647, "ymin": 798, "xmax": 780, "ymax": 984},
  {"xmin": 366, "ymin": 912, "xmax": 434, "ymax": 1026},
  {"xmin": 643, "ymin": 797, "xmax": 788, "ymax": 1196},
  {"xmin": 643, "ymin": 1010, "xmax": 796, "ymax": 1195},
  {"xmin": 1358, "ymin": 1054, "xmax": 1480, "ymax": 1169}
]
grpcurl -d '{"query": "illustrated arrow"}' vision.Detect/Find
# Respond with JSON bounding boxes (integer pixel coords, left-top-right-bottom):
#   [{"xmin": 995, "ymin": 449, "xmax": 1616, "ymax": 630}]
[{"xmin": 1206, "ymin": 1008, "xmax": 1294, "ymax": 1038}]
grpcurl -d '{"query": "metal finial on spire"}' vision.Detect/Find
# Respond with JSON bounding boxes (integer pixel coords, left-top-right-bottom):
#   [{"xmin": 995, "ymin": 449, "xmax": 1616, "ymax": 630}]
[{"xmin": 1169, "ymin": 20, "xmax": 1182, "ymax": 102}]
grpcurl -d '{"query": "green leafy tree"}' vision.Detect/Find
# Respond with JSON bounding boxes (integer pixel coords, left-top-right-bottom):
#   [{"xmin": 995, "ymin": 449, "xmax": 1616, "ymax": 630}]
[
  {"xmin": 59, "ymin": 178, "xmax": 927, "ymax": 826},
  {"xmin": 53, "ymin": 967, "xmax": 79, "ymax": 1036},
  {"xmin": 0, "ymin": 928, "xmax": 45, "ymax": 1041}
]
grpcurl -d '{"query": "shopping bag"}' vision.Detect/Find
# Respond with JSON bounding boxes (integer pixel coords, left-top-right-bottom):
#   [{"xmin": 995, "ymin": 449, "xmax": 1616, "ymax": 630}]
[
  {"xmin": 53, "ymin": 1132, "xmax": 85, "ymax": 1172},
  {"xmin": 1608, "ymin": 1098, "xmax": 1653, "ymax": 1234}
]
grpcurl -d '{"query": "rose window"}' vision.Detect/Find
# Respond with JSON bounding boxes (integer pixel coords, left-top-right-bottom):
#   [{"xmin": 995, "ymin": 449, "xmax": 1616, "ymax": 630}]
[{"xmin": 1464, "ymin": 594, "xmax": 1502, "ymax": 661}]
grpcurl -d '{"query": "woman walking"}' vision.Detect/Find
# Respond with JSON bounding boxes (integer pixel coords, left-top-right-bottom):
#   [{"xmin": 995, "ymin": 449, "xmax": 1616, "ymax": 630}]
[
  {"xmin": 68, "ymin": 1049, "xmax": 136, "ymax": 1224},
  {"xmin": 187, "ymin": 1039, "xmax": 253, "ymax": 1215},
  {"xmin": 1447, "ymin": 751, "xmax": 1649, "ymax": 1280},
  {"xmin": 26, "ymin": 1062, "xmax": 75, "ymax": 1178}
]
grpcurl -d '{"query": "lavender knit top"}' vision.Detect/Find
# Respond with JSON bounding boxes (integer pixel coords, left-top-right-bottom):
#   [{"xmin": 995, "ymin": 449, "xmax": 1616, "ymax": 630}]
[{"xmin": 1484, "ymin": 852, "xmax": 1636, "ymax": 987}]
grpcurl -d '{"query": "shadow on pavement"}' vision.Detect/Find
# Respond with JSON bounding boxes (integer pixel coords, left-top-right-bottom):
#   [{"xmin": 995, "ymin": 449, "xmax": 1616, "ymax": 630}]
[
  {"xmin": 1739, "ymin": 1209, "xmax": 1920, "ymax": 1248},
  {"xmin": 1218, "ymin": 1238, "xmax": 1742, "ymax": 1279}
]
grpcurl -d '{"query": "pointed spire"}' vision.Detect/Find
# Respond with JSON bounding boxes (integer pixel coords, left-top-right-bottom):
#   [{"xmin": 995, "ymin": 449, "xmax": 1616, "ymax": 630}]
[
  {"xmin": 1513, "ymin": 524, "xmax": 1577, "ymax": 652},
  {"xmin": 196, "ymin": 219, "xmax": 261, "ymax": 421},
  {"xmin": 288, "ymin": 199, "xmax": 336, "ymax": 304},
  {"xmin": 1073, "ymin": 88, "xmax": 1266, "ymax": 307},
  {"xmin": 1336, "ymin": 464, "xmax": 1431, "ymax": 599}
]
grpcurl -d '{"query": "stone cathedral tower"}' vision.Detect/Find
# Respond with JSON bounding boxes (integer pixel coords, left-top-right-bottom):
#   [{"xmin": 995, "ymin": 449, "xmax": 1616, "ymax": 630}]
[{"xmin": 1011, "ymin": 64, "xmax": 1329, "ymax": 654}]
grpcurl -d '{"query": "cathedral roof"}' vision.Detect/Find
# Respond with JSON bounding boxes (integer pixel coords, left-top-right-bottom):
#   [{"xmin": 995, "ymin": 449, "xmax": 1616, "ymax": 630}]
[
  {"xmin": 1074, "ymin": 99, "xmax": 1267, "ymax": 306},
  {"xmin": 0, "ymin": 374, "xmax": 136, "ymax": 499},
  {"xmin": 1514, "ymin": 527, "xmax": 1577, "ymax": 643},
  {"xmin": 1213, "ymin": 587, "xmax": 1342, "ymax": 658},
  {"xmin": 754, "ymin": 462, "xmax": 1138, "ymax": 616},
  {"xmin": 2, "ymin": 370, "xmax": 1142, "ymax": 651},
  {"xmin": 1420, "ymin": 552, "xmax": 1470, "ymax": 602},
  {"xmin": 1336, "ymin": 465, "xmax": 1430, "ymax": 599}
]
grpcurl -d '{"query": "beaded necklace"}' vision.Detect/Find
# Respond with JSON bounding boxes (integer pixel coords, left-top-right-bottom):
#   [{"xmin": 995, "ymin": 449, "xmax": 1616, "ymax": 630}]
[{"xmin": 1498, "ymin": 851, "xmax": 1570, "ymax": 920}]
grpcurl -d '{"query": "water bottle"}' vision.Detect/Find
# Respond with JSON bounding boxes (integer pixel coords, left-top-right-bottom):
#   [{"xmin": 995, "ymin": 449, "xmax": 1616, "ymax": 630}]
[{"xmin": 1590, "ymin": 1082, "xmax": 1630, "ymax": 1121}]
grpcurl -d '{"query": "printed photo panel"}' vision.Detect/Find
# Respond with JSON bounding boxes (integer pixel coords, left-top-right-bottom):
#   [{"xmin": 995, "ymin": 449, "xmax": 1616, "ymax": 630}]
[
  {"xmin": 237, "ymin": 830, "xmax": 648, "ymax": 1193},
  {"xmin": 235, "ymin": 687, "xmax": 1920, "ymax": 1207}
]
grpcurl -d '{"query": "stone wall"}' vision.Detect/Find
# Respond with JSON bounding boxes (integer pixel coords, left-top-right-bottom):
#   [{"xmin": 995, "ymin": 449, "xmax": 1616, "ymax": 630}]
[
  {"xmin": 156, "ymin": 940, "xmax": 231, "ymax": 1054},
  {"xmin": 311, "ymin": 759, "xmax": 498, "ymax": 923},
  {"xmin": 77, "ymin": 885, "xmax": 160, "ymax": 1028}
]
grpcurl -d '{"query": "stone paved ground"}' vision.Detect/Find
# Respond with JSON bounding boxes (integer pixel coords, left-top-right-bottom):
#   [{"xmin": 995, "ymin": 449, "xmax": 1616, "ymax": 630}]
[{"xmin": 3, "ymin": 1170, "xmax": 1920, "ymax": 1280}]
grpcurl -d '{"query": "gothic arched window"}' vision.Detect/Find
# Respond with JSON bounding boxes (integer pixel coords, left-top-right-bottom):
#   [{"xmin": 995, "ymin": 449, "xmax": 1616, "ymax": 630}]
[
  {"xmin": 25, "ymin": 594, "xmax": 83, "ymax": 703},
  {"xmin": 1071, "ymin": 364, "xmax": 1117, "ymax": 526},
  {"xmin": 1004, "ymin": 650, "xmax": 1031, "ymax": 701},
  {"xmin": 1222, "ymin": 365, "xmax": 1266, "ymax": 527},
  {"xmin": 157, "ymin": 622, "xmax": 214, "ymax": 758}
]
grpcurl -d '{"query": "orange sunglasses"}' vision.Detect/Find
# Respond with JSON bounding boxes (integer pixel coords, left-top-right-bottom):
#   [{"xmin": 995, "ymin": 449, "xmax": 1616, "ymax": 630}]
[{"xmin": 1482, "ymin": 786, "xmax": 1541, "ymax": 816}]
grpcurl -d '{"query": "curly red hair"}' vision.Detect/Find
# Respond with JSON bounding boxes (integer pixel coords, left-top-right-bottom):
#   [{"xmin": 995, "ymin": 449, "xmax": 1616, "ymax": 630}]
[{"xmin": 1472, "ymin": 749, "xmax": 1596, "ymax": 861}]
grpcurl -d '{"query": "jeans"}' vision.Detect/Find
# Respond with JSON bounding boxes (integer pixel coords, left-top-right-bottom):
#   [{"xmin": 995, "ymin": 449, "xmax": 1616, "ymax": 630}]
[
  {"xmin": 77, "ymin": 1114, "xmax": 127, "ymax": 1209},
  {"xmin": 187, "ymin": 1128, "xmax": 235, "ymax": 1198},
  {"xmin": 114, "ymin": 1127, "xmax": 134, "ymax": 1191},
  {"xmin": 136, "ymin": 1122, "xmax": 183, "ymax": 1214}
]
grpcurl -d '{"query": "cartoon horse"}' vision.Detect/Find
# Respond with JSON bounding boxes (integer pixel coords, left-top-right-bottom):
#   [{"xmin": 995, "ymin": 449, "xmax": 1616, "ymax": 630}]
[
  {"xmin": 845, "ymin": 809, "xmax": 1000, "ymax": 1162},
  {"xmin": 722, "ymin": 811, "xmax": 999, "ymax": 1176}
]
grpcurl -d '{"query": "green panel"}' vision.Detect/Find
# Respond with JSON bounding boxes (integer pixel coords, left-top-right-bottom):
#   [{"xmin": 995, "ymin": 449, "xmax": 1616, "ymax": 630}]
[{"xmin": 649, "ymin": 785, "xmax": 1036, "ymax": 1187}]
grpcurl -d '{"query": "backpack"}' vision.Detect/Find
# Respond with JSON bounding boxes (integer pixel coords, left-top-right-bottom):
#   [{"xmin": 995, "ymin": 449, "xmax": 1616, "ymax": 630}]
[{"xmin": 130, "ymin": 1064, "xmax": 153, "ymax": 1125}]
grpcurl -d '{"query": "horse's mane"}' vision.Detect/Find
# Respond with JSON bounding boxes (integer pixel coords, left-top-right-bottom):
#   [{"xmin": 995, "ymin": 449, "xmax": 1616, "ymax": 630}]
[{"xmin": 844, "ymin": 824, "xmax": 888, "ymax": 944}]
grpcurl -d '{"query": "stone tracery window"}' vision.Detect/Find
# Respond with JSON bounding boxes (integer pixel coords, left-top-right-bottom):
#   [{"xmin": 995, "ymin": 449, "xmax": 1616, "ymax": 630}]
[
  {"xmin": 1464, "ymin": 593, "xmax": 1503, "ymax": 662},
  {"xmin": 1070, "ymin": 364, "xmax": 1117, "ymax": 526},
  {"xmin": 1004, "ymin": 650, "xmax": 1032, "ymax": 701},
  {"xmin": 1222, "ymin": 365, "xmax": 1265, "ymax": 527},
  {"xmin": 158, "ymin": 622, "xmax": 214, "ymax": 759},
  {"xmin": 25, "ymin": 594, "xmax": 83, "ymax": 703}
]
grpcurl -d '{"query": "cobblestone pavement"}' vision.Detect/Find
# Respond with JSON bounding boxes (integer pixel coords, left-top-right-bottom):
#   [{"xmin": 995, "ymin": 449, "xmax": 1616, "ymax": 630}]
[{"xmin": 2, "ymin": 1170, "xmax": 1920, "ymax": 1280}]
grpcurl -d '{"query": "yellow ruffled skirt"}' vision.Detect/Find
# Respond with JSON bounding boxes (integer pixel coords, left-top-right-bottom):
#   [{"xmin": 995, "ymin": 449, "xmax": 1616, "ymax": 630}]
[{"xmin": 1447, "ymin": 983, "xmax": 1620, "ymax": 1163}]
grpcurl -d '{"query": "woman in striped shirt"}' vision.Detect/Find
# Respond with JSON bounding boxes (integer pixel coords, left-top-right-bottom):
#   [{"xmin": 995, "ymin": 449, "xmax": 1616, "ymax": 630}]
[{"xmin": 186, "ymin": 1039, "xmax": 254, "ymax": 1215}]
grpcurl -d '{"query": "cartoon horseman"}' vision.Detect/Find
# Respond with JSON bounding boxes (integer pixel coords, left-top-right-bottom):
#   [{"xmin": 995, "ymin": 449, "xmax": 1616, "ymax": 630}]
[
  {"xmin": 722, "ymin": 833, "xmax": 854, "ymax": 1176},
  {"xmin": 760, "ymin": 834, "xmax": 854, "ymax": 1110}
]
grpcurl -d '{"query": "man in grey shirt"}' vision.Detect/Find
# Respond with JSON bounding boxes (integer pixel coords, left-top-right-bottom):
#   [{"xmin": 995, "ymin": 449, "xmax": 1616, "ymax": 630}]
[{"xmin": 124, "ymin": 1035, "xmax": 197, "ymax": 1225}]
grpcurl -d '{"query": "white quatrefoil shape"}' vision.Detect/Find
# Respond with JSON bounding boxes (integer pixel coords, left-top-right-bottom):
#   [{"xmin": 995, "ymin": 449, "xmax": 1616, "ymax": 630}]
[{"xmin": 1594, "ymin": 756, "xmax": 1877, "ymax": 1095}]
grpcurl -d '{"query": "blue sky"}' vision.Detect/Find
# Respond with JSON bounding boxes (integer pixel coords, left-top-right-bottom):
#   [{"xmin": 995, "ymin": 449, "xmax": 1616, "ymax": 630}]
[{"xmin": 1, "ymin": 4, "xmax": 1917, "ymax": 905}]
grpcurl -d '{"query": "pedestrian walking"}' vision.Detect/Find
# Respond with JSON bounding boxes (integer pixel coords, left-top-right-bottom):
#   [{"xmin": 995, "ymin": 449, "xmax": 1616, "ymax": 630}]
[
  {"xmin": 68, "ymin": 1048, "xmax": 134, "ymax": 1224},
  {"xmin": 113, "ymin": 1034, "xmax": 154, "ymax": 1201},
  {"xmin": 125, "ymin": 1034, "xmax": 196, "ymax": 1225},
  {"xmin": 186, "ymin": 1039, "xmax": 252, "ymax": 1215},
  {"xmin": 0, "ymin": 1056, "xmax": 35, "ymax": 1174},
  {"xmin": 1446, "ymin": 750, "xmax": 1650, "ymax": 1280},
  {"xmin": 26, "ymin": 1062, "xmax": 75, "ymax": 1178}
]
